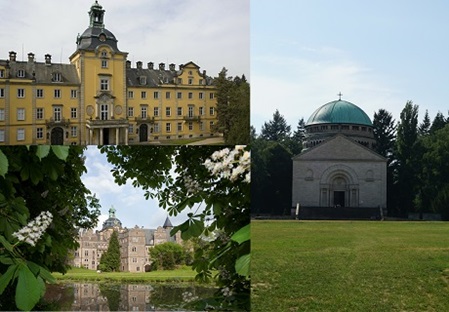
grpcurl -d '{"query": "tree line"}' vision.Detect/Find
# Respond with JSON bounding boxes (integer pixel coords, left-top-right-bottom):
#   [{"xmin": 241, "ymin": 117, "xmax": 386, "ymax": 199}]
[{"xmin": 251, "ymin": 102, "xmax": 449, "ymax": 219}]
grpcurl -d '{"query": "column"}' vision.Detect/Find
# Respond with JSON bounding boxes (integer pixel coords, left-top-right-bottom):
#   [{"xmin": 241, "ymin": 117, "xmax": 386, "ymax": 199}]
[
  {"xmin": 99, "ymin": 128, "xmax": 103, "ymax": 145},
  {"xmin": 89, "ymin": 129, "xmax": 93, "ymax": 145},
  {"xmin": 116, "ymin": 128, "xmax": 120, "ymax": 144},
  {"xmin": 125, "ymin": 127, "xmax": 129, "ymax": 145}
]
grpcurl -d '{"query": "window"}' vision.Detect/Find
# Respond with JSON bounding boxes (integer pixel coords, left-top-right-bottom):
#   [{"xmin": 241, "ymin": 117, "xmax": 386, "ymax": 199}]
[
  {"xmin": 17, "ymin": 69, "xmax": 25, "ymax": 78},
  {"xmin": 71, "ymin": 108, "xmax": 77, "ymax": 119},
  {"xmin": 128, "ymin": 107, "xmax": 134, "ymax": 117},
  {"xmin": 0, "ymin": 109, "xmax": 4, "ymax": 121},
  {"xmin": 36, "ymin": 108, "xmax": 44, "ymax": 120},
  {"xmin": 132, "ymin": 258, "xmax": 137, "ymax": 263},
  {"xmin": 17, "ymin": 129, "xmax": 25, "ymax": 141},
  {"xmin": 141, "ymin": 106, "xmax": 147, "ymax": 118},
  {"xmin": 209, "ymin": 93, "xmax": 215, "ymax": 99},
  {"xmin": 165, "ymin": 107, "xmax": 171, "ymax": 117},
  {"xmin": 100, "ymin": 104, "xmax": 108, "ymax": 120},
  {"xmin": 36, "ymin": 128, "xmax": 44, "ymax": 139},
  {"xmin": 177, "ymin": 122, "xmax": 183, "ymax": 131},
  {"xmin": 176, "ymin": 92, "xmax": 182, "ymax": 99},
  {"xmin": 54, "ymin": 89, "xmax": 61, "ymax": 98},
  {"xmin": 36, "ymin": 89, "xmax": 44, "ymax": 98},
  {"xmin": 0, "ymin": 69, "xmax": 4, "ymax": 78},
  {"xmin": 153, "ymin": 91, "xmax": 159, "ymax": 99},
  {"xmin": 188, "ymin": 122, "xmax": 193, "ymax": 131},
  {"xmin": 166, "ymin": 123, "xmax": 171, "ymax": 132},
  {"xmin": 128, "ymin": 91, "xmax": 134, "ymax": 98},
  {"xmin": 177, "ymin": 107, "xmax": 182, "ymax": 116},
  {"xmin": 17, "ymin": 108, "xmax": 25, "ymax": 121},
  {"xmin": 53, "ymin": 107, "xmax": 62, "ymax": 121},
  {"xmin": 141, "ymin": 91, "xmax": 147, "ymax": 99},
  {"xmin": 188, "ymin": 92, "xmax": 193, "ymax": 99},
  {"xmin": 210, "ymin": 121, "xmax": 214, "ymax": 130},
  {"xmin": 132, "ymin": 247, "xmax": 137, "ymax": 252},
  {"xmin": 101, "ymin": 60, "xmax": 108, "ymax": 68},
  {"xmin": 199, "ymin": 79, "xmax": 204, "ymax": 85},
  {"xmin": 188, "ymin": 78, "xmax": 193, "ymax": 85},
  {"xmin": 140, "ymin": 77, "xmax": 146, "ymax": 85},
  {"xmin": 17, "ymin": 89, "xmax": 25, "ymax": 98},
  {"xmin": 209, "ymin": 107, "xmax": 215, "ymax": 116},
  {"xmin": 71, "ymin": 90, "xmax": 78, "ymax": 98},
  {"xmin": 200, "ymin": 121, "xmax": 204, "ymax": 131},
  {"xmin": 199, "ymin": 107, "xmax": 204, "ymax": 116},
  {"xmin": 154, "ymin": 123, "xmax": 160, "ymax": 133},
  {"xmin": 100, "ymin": 79, "xmax": 109, "ymax": 91},
  {"xmin": 0, "ymin": 129, "xmax": 4, "ymax": 142},
  {"xmin": 53, "ymin": 73, "xmax": 62, "ymax": 82},
  {"xmin": 101, "ymin": 50, "xmax": 108, "ymax": 58},
  {"xmin": 199, "ymin": 92, "xmax": 204, "ymax": 99},
  {"xmin": 128, "ymin": 125, "xmax": 134, "ymax": 134},
  {"xmin": 71, "ymin": 126, "xmax": 77, "ymax": 137},
  {"xmin": 154, "ymin": 107, "xmax": 159, "ymax": 117},
  {"xmin": 85, "ymin": 250, "xmax": 89, "ymax": 257},
  {"xmin": 0, "ymin": 89, "xmax": 4, "ymax": 98},
  {"xmin": 188, "ymin": 106, "xmax": 194, "ymax": 117},
  {"xmin": 166, "ymin": 91, "xmax": 171, "ymax": 99},
  {"xmin": 177, "ymin": 78, "xmax": 182, "ymax": 84}
]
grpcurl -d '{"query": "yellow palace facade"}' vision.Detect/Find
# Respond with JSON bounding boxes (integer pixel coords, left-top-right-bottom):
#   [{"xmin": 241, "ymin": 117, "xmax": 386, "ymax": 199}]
[{"xmin": 0, "ymin": 1, "xmax": 218, "ymax": 145}]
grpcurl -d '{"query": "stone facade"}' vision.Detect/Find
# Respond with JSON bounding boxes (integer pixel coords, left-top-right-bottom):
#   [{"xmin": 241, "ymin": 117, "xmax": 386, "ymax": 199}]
[
  {"xmin": 72, "ymin": 207, "xmax": 181, "ymax": 272},
  {"xmin": 292, "ymin": 134, "xmax": 387, "ymax": 210}
]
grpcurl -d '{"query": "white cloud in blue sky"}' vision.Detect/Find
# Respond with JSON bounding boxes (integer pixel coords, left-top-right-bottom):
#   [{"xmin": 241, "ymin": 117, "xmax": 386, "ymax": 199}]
[
  {"xmin": 251, "ymin": 0, "xmax": 449, "ymax": 132},
  {"xmin": 0, "ymin": 0, "xmax": 249, "ymax": 79},
  {"xmin": 81, "ymin": 146, "xmax": 198, "ymax": 231}
]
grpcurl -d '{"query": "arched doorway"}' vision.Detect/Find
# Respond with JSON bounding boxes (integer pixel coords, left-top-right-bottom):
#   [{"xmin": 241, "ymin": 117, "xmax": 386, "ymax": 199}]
[
  {"xmin": 139, "ymin": 124, "xmax": 148, "ymax": 142},
  {"xmin": 332, "ymin": 176, "xmax": 347, "ymax": 207},
  {"xmin": 144, "ymin": 264, "xmax": 151, "ymax": 272},
  {"xmin": 51, "ymin": 127, "xmax": 64, "ymax": 145}
]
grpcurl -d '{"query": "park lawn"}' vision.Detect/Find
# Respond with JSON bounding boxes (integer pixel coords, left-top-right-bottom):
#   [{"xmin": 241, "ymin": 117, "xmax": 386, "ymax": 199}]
[
  {"xmin": 252, "ymin": 220, "xmax": 449, "ymax": 312},
  {"xmin": 53, "ymin": 266, "xmax": 199, "ymax": 283}
]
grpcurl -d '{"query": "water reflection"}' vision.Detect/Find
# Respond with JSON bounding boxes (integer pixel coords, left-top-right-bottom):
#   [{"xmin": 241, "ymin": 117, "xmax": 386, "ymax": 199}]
[{"xmin": 43, "ymin": 282, "xmax": 216, "ymax": 311}]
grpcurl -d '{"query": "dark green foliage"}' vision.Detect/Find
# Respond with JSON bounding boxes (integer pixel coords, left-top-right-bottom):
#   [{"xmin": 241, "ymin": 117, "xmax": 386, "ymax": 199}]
[
  {"xmin": 99, "ymin": 283, "xmax": 120, "ymax": 311},
  {"xmin": 373, "ymin": 109, "xmax": 396, "ymax": 158},
  {"xmin": 149, "ymin": 242, "xmax": 185, "ymax": 270},
  {"xmin": 99, "ymin": 231, "xmax": 121, "ymax": 272},
  {"xmin": 418, "ymin": 109, "xmax": 431, "ymax": 136},
  {"xmin": 215, "ymin": 68, "xmax": 250, "ymax": 145},
  {"xmin": 260, "ymin": 109, "xmax": 291, "ymax": 142},
  {"xmin": 430, "ymin": 112, "xmax": 447, "ymax": 134}
]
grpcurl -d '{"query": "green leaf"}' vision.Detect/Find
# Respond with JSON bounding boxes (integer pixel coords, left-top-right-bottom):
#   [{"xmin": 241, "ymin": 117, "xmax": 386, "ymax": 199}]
[
  {"xmin": 0, "ymin": 150, "xmax": 8, "ymax": 178},
  {"xmin": 231, "ymin": 224, "xmax": 250, "ymax": 244},
  {"xmin": 37, "ymin": 276, "xmax": 46, "ymax": 298},
  {"xmin": 36, "ymin": 145, "xmax": 51, "ymax": 161},
  {"xmin": 235, "ymin": 253, "xmax": 250, "ymax": 277},
  {"xmin": 15, "ymin": 264, "xmax": 42, "ymax": 311},
  {"xmin": 38, "ymin": 266, "xmax": 55, "ymax": 284},
  {"xmin": 0, "ymin": 235, "xmax": 14, "ymax": 252},
  {"xmin": 0, "ymin": 256, "xmax": 14, "ymax": 265},
  {"xmin": 0, "ymin": 264, "xmax": 18, "ymax": 295},
  {"xmin": 51, "ymin": 146, "xmax": 69, "ymax": 161}
]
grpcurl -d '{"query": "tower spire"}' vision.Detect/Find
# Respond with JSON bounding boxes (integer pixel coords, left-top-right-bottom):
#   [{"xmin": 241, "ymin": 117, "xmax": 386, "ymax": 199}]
[
  {"xmin": 89, "ymin": 0, "xmax": 105, "ymax": 28},
  {"xmin": 338, "ymin": 92, "xmax": 343, "ymax": 101}
]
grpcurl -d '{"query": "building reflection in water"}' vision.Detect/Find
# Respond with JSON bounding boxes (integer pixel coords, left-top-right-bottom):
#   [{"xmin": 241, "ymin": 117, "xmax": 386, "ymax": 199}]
[{"xmin": 70, "ymin": 282, "xmax": 214, "ymax": 311}]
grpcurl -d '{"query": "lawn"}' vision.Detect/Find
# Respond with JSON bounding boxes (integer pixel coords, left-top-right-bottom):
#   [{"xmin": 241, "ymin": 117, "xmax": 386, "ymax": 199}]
[
  {"xmin": 252, "ymin": 220, "xmax": 449, "ymax": 311},
  {"xmin": 53, "ymin": 266, "xmax": 198, "ymax": 283}
]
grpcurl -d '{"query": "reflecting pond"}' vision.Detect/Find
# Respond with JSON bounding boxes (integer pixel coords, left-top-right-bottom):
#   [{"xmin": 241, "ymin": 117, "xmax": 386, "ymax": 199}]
[{"xmin": 40, "ymin": 282, "xmax": 217, "ymax": 311}]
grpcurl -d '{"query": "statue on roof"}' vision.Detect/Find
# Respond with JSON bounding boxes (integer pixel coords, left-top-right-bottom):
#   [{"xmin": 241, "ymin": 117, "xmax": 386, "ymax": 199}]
[{"xmin": 109, "ymin": 206, "xmax": 116, "ymax": 218}]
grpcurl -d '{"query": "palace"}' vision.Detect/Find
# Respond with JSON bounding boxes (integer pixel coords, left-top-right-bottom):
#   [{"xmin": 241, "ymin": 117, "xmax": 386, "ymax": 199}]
[
  {"xmin": 0, "ymin": 1, "xmax": 219, "ymax": 145},
  {"xmin": 72, "ymin": 207, "xmax": 182, "ymax": 272},
  {"xmin": 292, "ymin": 97, "xmax": 387, "ymax": 219}
]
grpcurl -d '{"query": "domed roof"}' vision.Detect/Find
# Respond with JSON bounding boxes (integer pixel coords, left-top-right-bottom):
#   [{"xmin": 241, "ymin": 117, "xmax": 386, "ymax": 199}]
[
  {"xmin": 306, "ymin": 100, "xmax": 372, "ymax": 127},
  {"xmin": 102, "ymin": 206, "xmax": 122, "ymax": 231}
]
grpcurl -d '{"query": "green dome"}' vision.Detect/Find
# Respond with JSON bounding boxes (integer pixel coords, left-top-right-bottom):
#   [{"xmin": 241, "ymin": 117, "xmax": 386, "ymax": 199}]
[{"xmin": 306, "ymin": 100, "xmax": 372, "ymax": 126}]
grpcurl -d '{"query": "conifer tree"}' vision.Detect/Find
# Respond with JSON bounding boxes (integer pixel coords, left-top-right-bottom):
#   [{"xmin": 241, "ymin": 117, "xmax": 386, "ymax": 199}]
[
  {"xmin": 418, "ymin": 110, "xmax": 431, "ymax": 136},
  {"xmin": 260, "ymin": 109, "xmax": 291, "ymax": 141},
  {"xmin": 99, "ymin": 231, "xmax": 121, "ymax": 272}
]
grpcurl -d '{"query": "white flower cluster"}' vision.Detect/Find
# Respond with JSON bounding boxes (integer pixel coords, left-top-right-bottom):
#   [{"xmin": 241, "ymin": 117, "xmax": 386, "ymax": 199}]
[
  {"xmin": 203, "ymin": 146, "xmax": 250, "ymax": 183},
  {"xmin": 184, "ymin": 175, "xmax": 201, "ymax": 195},
  {"xmin": 182, "ymin": 291, "xmax": 199, "ymax": 303},
  {"xmin": 12, "ymin": 211, "xmax": 53, "ymax": 247},
  {"xmin": 221, "ymin": 287, "xmax": 233, "ymax": 297}
]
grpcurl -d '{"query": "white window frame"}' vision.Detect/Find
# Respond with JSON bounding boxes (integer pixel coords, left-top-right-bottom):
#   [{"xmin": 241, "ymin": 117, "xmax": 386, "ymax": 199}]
[
  {"xmin": 166, "ymin": 91, "xmax": 171, "ymax": 99},
  {"xmin": 210, "ymin": 107, "xmax": 215, "ymax": 116},
  {"xmin": 199, "ymin": 92, "xmax": 204, "ymax": 99},
  {"xmin": 0, "ymin": 109, "xmax": 4, "ymax": 121},
  {"xmin": 128, "ymin": 107, "xmax": 134, "ymax": 117},
  {"xmin": 101, "ymin": 60, "xmax": 108, "ymax": 68},
  {"xmin": 100, "ymin": 104, "xmax": 109, "ymax": 120},
  {"xmin": 17, "ymin": 108, "xmax": 25, "ymax": 121},
  {"xmin": 100, "ymin": 79, "xmax": 109, "ymax": 91},
  {"xmin": 176, "ymin": 92, "xmax": 182, "ymax": 99},
  {"xmin": 154, "ymin": 107, "xmax": 159, "ymax": 117},
  {"xmin": 0, "ymin": 89, "xmax": 4, "ymax": 98},
  {"xmin": 199, "ymin": 107, "xmax": 204, "ymax": 116},
  {"xmin": 188, "ymin": 92, "xmax": 193, "ymax": 99},
  {"xmin": 71, "ymin": 108, "xmax": 77, "ymax": 119},
  {"xmin": 17, "ymin": 89, "xmax": 25, "ymax": 98},
  {"xmin": 209, "ymin": 93, "xmax": 215, "ymax": 99},
  {"xmin": 177, "ymin": 122, "xmax": 183, "ymax": 131},
  {"xmin": 0, "ymin": 69, "xmax": 4, "ymax": 78},
  {"xmin": 0, "ymin": 129, "xmax": 5, "ymax": 142},
  {"xmin": 54, "ymin": 89, "xmax": 61, "ymax": 98},
  {"xmin": 128, "ymin": 91, "xmax": 134, "ymax": 99},
  {"xmin": 188, "ymin": 106, "xmax": 194, "ymax": 118},
  {"xmin": 36, "ymin": 108, "xmax": 44, "ymax": 120},
  {"xmin": 166, "ymin": 122, "xmax": 171, "ymax": 133},
  {"xmin": 36, "ymin": 127, "xmax": 44, "ymax": 140},
  {"xmin": 188, "ymin": 122, "xmax": 193, "ymax": 131},
  {"xmin": 141, "ymin": 106, "xmax": 147, "ymax": 118},
  {"xmin": 17, "ymin": 69, "xmax": 25, "ymax": 78},
  {"xmin": 154, "ymin": 122, "xmax": 160, "ymax": 133},
  {"xmin": 177, "ymin": 107, "xmax": 182, "ymax": 116},
  {"xmin": 153, "ymin": 91, "xmax": 159, "ymax": 99},
  {"xmin": 17, "ymin": 129, "xmax": 25, "ymax": 141},
  {"xmin": 53, "ymin": 106, "xmax": 62, "ymax": 122},
  {"xmin": 36, "ymin": 89, "xmax": 44, "ymax": 98},
  {"xmin": 165, "ymin": 107, "xmax": 171, "ymax": 117},
  {"xmin": 71, "ymin": 89, "xmax": 77, "ymax": 98},
  {"xmin": 71, "ymin": 126, "xmax": 78, "ymax": 137}
]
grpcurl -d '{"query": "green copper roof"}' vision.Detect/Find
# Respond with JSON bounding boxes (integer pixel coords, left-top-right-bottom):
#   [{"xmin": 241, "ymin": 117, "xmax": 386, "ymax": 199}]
[{"xmin": 306, "ymin": 100, "xmax": 372, "ymax": 126}]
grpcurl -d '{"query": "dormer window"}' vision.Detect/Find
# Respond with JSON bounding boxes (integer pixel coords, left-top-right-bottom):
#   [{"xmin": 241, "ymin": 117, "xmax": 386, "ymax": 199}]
[
  {"xmin": 17, "ymin": 69, "xmax": 25, "ymax": 78},
  {"xmin": 52, "ymin": 73, "xmax": 62, "ymax": 82},
  {"xmin": 139, "ymin": 76, "xmax": 146, "ymax": 85},
  {"xmin": 101, "ymin": 50, "xmax": 108, "ymax": 58}
]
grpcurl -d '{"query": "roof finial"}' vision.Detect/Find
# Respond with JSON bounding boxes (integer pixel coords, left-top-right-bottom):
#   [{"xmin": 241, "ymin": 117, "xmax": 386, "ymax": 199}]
[{"xmin": 338, "ymin": 92, "xmax": 343, "ymax": 101}]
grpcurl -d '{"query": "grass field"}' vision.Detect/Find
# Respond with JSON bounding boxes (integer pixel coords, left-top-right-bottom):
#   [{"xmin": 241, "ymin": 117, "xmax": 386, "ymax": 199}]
[
  {"xmin": 252, "ymin": 221, "xmax": 449, "ymax": 311},
  {"xmin": 53, "ymin": 266, "xmax": 198, "ymax": 283}
]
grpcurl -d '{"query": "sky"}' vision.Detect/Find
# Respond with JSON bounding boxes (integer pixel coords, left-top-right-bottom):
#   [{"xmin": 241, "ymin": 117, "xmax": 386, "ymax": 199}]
[
  {"xmin": 0, "ymin": 0, "xmax": 249, "ymax": 79},
  {"xmin": 251, "ymin": 0, "xmax": 449, "ymax": 132},
  {"xmin": 81, "ymin": 146, "xmax": 199, "ymax": 231}
]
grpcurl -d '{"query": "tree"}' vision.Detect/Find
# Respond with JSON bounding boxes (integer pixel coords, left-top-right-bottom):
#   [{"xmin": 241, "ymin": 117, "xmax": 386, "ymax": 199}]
[
  {"xmin": 149, "ymin": 242, "xmax": 185, "ymax": 270},
  {"xmin": 418, "ymin": 109, "xmax": 431, "ymax": 136},
  {"xmin": 0, "ymin": 146, "xmax": 100, "ymax": 311},
  {"xmin": 99, "ymin": 231, "xmax": 121, "ymax": 272},
  {"xmin": 394, "ymin": 101, "xmax": 419, "ymax": 216},
  {"xmin": 372, "ymin": 109, "xmax": 396, "ymax": 158},
  {"xmin": 260, "ymin": 109, "xmax": 291, "ymax": 142},
  {"xmin": 101, "ymin": 146, "xmax": 250, "ymax": 311},
  {"xmin": 430, "ymin": 112, "xmax": 446, "ymax": 134},
  {"xmin": 215, "ymin": 68, "xmax": 250, "ymax": 145}
]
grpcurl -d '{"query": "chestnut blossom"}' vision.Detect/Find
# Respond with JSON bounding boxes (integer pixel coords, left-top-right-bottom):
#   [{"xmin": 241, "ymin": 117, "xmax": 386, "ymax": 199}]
[
  {"xmin": 184, "ymin": 175, "xmax": 201, "ymax": 194},
  {"xmin": 203, "ymin": 146, "xmax": 250, "ymax": 183},
  {"xmin": 12, "ymin": 211, "xmax": 53, "ymax": 247}
]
